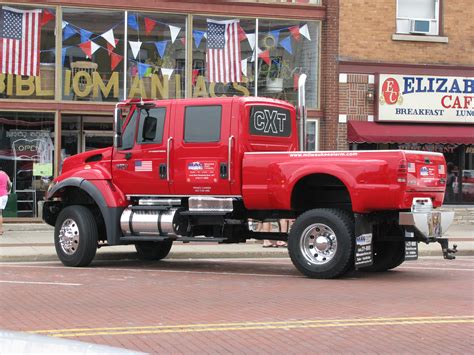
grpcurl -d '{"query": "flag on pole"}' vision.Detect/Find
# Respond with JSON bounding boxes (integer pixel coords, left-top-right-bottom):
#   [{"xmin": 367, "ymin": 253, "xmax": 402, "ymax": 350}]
[
  {"xmin": 0, "ymin": 7, "xmax": 42, "ymax": 76},
  {"xmin": 206, "ymin": 19, "xmax": 242, "ymax": 83}
]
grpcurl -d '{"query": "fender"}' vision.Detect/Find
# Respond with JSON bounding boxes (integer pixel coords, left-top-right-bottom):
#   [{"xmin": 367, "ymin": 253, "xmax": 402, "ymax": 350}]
[
  {"xmin": 47, "ymin": 177, "xmax": 126, "ymax": 245},
  {"xmin": 286, "ymin": 163, "xmax": 357, "ymax": 209}
]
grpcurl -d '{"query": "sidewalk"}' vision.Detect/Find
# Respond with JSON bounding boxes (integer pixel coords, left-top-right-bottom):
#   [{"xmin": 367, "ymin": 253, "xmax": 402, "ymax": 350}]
[{"xmin": 0, "ymin": 223, "xmax": 472, "ymax": 263}]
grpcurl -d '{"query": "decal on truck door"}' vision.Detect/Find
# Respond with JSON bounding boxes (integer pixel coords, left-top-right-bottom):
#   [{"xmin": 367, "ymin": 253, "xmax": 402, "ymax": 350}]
[
  {"xmin": 186, "ymin": 160, "xmax": 218, "ymax": 183},
  {"xmin": 249, "ymin": 106, "xmax": 291, "ymax": 137}
]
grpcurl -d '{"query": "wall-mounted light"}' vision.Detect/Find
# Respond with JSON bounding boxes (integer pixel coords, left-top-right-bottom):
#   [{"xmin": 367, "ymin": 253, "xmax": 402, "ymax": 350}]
[{"xmin": 366, "ymin": 88, "xmax": 375, "ymax": 102}]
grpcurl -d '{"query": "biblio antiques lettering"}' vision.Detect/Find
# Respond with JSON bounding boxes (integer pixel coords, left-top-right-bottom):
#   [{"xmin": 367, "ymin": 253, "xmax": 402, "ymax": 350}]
[{"xmin": 0, "ymin": 71, "xmax": 250, "ymax": 99}]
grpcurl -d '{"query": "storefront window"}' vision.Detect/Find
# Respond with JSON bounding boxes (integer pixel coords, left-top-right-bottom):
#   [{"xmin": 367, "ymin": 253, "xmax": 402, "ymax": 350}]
[
  {"xmin": 257, "ymin": 19, "xmax": 319, "ymax": 107},
  {"xmin": 61, "ymin": 114, "xmax": 113, "ymax": 164},
  {"xmin": 192, "ymin": 16, "xmax": 254, "ymax": 99},
  {"xmin": 0, "ymin": 111, "xmax": 55, "ymax": 217},
  {"xmin": 62, "ymin": 8, "xmax": 124, "ymax": 101},
  {"xmin": 0, "ymin": 4, "xmax": 56, "ymax": 100},
  {"xmin": 127, "ymin": 12, "xmax": 186, "ymax": 99}
]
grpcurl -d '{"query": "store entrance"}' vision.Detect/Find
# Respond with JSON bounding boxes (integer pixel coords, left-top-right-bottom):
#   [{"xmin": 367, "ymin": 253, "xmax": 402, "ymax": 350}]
[{"xmin": 61, "ymin": 114, "xmax": 113, "ymax": 162}]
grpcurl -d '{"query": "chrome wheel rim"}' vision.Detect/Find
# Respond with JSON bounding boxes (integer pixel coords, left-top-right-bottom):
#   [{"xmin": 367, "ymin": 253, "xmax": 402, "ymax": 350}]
[
  {"xmin": 300, "ymin": 223, "xmax": 337, "ymax": 265},
  {"xmin": 58, "ymin": 218, "xmax": 80, "ymax": 255}
]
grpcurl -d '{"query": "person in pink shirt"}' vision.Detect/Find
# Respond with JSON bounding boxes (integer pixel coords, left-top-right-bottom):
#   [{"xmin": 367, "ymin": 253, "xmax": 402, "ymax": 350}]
[{"xmin": 0, "ymin": 167, "xmax": 12, "ymax": 235}]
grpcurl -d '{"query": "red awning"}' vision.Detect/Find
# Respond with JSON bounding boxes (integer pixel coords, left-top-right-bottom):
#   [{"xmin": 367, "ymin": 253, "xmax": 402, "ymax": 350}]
[{"xmin": 347, "ymin": 121, "xmax": 474, "ymax": 145}]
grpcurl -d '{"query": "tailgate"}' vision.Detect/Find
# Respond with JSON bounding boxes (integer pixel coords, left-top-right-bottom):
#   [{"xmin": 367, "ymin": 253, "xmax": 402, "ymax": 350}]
[{"xmin": 405, "ymin": 151, "xmax": 446, "ymax": 191}]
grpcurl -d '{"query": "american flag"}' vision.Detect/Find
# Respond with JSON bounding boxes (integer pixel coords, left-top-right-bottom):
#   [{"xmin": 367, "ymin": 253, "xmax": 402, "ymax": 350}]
[
  {"xmin": 0, "ymin": 7, "xmax": 42, "ymax": 77},
  {"xmin": 206, "ymin": 19, "xmax": 242, "ymax": 83},
  {"xmin": 135, "ymin": 160, "xmax": 152, "ymax": 172}
]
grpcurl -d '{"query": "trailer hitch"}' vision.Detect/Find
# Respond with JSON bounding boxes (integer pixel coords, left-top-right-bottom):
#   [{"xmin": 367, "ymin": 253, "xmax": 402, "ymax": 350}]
[{"xmin": 437, "ymin": 238, "xmax": 458, "ymax": 260}]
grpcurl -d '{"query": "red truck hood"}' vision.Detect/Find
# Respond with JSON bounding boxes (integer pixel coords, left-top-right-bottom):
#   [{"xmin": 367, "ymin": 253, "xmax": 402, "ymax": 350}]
[{"xmin": 58, "ymin": 147, "xmax": 113, "ymax": 181}]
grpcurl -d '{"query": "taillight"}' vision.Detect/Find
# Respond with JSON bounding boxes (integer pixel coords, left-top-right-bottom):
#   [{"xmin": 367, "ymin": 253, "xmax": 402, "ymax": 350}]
[{"xmin": 397, "ymin": 159, "xmax": 407, "ymax": 183}]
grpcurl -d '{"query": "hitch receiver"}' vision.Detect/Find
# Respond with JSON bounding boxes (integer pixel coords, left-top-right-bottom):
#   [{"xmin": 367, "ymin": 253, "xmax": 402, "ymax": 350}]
[{"xmin": 437, "ymin": 238, "xmax": 458, "ymax": 260}]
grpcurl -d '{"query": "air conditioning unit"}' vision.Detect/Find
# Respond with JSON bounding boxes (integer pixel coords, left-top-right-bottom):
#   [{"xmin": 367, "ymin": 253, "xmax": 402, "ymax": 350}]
[{"xmin": 409, "ymin": 19, "xmax": 431, "ymax": 34}]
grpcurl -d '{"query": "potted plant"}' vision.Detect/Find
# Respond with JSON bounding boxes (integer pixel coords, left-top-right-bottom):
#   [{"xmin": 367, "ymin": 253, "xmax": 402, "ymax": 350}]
[{"xmin": 264, "ymin": 59, "xmax": 284, "ymax": 93}]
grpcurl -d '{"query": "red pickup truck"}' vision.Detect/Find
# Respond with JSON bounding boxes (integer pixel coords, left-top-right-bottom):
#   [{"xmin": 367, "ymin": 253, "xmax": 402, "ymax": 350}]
[{"xmin": 43, "ymin": 96, "xmax": 456, "ymax": 278}]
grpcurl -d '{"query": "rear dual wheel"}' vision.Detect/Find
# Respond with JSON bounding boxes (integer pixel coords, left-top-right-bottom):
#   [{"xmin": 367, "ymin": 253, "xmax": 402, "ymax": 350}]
[
  {"xmin": 288, "ymin": 209, "xmax": 354, "ymax": 279},
  {"xmin": 135, "ymin": 241, "xmax": 173, "ymax": 261}
]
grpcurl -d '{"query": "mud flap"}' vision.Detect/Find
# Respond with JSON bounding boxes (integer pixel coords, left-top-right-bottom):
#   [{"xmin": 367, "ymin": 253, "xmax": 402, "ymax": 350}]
[
  {"xmin": 354, "ymin": 214, "xmax": 373, "ymax": 269},
  {"xmin": 404, "ymin": 231, "xmax": 418, "ymax": 261}
]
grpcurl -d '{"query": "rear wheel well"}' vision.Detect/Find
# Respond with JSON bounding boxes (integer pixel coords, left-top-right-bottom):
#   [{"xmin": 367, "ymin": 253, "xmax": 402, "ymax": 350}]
[
  {"xmin": 291, "ymin": 174, "xmax": 352, "ymax": 213},
  {"xmin": 48, "ymin": 187, "xmax": 106, "ymax": 241}
]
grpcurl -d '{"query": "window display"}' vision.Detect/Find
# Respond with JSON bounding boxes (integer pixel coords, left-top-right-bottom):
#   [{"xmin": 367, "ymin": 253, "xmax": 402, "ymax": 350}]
[{"xmin": 0, "ymin": 4, "xmax": 56, "ymax": 100}]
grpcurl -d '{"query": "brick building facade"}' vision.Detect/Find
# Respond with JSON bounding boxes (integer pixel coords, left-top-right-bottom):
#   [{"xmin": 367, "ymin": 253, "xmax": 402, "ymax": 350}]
[{"xmin": 336, "ymin": 0, "xmax": 474, "ymax": 206}]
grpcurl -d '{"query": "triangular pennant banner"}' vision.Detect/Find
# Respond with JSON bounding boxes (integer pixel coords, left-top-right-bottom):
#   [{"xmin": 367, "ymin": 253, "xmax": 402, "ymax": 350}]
[
  {"xmin": 280, "ymin": 36, "xmax": 293, "ymax": 55},
  {"xmin": 137, "ymin": 62, "xmax": 150, "ymax": 78},
  {"xmin": 107, "ymin": 39, "xmax": 120, "ymax": 56},
  {"xmin": 169, "ymin": 25, "xmax": 181, "ymax": 44},
  {"xmin": 41, "ymin": 9, "xmax": 55, "ymax": 27},
  {"xmin": 110, "ymin": 52, "xmax": 124, "ymax": 71},
  {"xmin": 293, "ymin": 73, "xmax": 300, "ymax": 91},
  {"xmin": 270, "ymin": 29, "xmax": 280, "ymax": 44},
  {"xmin": 128, "ymin": 14, "xmax": 139, "ymax": 31},
  {"xmin": 63, "ymin": 25, "xmax": 76, "ymax": 41},
  {"xmin": 62, "ymin": 21, "xmax": 68, "ymax": 30},
  {"xmin": 154, "ymin": 41, "xmax": 168, "ymax": 58},
  {"xmin": 246, "ymin": 33, "xmax": 256, "ymax": 50},
  {"xmin": 61, "ymin": 48, "xmax": 67, "ymax": 66},
  {"xmin": 237, "ymin": 24, "xmax": 247, "ymax": 42},
  {"xmin": 145, "ymin": 17, "xmax": 156, "ymax": 35},
  {"xmin": 192, "ymin": 69, "xmax": 199, "ymax": 86},
  {"xmin": 258, "ymin": 49, "xmax": 270, "ymax": 66},
  {"xmin": 90, "ymin": 41, "xmax": 100, "ymax": 56},
  {"xmin": 161, "ymin": 68, "xmax": 174, "ymax": 78},
  {"xmin": 129, "ymin": 41, "xmax": 142, "ymax": 59},
  {"xmin": 299, "ymin": 24, "xmax": 311, "ymax": 41},
  {"xmin": 80, "ymin": 28, "xmax": 93, "ymax": 43},
  {"xmin": 101, "ymin": 29, "xmax": 116, "ymax": 48},
  {"xmin": 78, "ymin": 41, "xmax": 92, "ymax": 58},
  {"xmin": 241, "ymin": 58, "xmax": 248, "ymax": 77},
  {"xmin": 289, "ymin": 26, "xmax": 301, "ymax": 41},
  {"xmin": 193, "ymin": 30, "xmax": 205, "ymax": 48},
  {"xmin": 250, "ymin": 47, "xmax": 262, "ymax": 62}
]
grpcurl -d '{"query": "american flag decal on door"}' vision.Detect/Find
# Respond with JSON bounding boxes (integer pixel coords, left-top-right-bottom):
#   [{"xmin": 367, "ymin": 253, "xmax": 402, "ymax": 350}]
[{"xmin": 135, "ymin": 160, "xmax": 152, "ymax": 172}]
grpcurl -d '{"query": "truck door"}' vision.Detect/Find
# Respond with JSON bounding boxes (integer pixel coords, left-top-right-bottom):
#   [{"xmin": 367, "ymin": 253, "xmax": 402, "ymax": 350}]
[
  {"xmin": 170, "ymin": 101, "xmax": 232, "ymax": 195},
  {"xmin": 111, "ymin": 104, "xmax": 171, "ymax": 195}
]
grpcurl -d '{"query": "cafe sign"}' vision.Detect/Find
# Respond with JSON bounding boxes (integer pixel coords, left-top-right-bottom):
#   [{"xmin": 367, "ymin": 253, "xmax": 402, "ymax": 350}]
[{"xmin": 378, "ymin": 74, "xmax": 474, "ymax": 123}]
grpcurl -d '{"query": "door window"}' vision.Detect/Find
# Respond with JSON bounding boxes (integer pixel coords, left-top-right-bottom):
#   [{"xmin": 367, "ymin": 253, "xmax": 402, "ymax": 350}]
[
  {"xmin": 184, "ymin": 106, "xmax": 221, "ymax": 143},
  {"xmin": 137, "ymin": 108, "xmax": 166, "ymax": 144},
  {"xmin": 121, "ymin": 110, "xmax": 139, "ymax": 150}
]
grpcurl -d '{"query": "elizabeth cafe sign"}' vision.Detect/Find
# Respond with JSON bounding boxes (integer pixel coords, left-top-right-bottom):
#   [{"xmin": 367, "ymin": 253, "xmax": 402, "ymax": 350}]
[{"xmin": 378, "ymin": 74, "xmax": 474, "ymax": 123}]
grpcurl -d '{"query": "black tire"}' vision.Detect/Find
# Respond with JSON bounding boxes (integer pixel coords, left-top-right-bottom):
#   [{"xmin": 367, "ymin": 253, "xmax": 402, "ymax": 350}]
[
  {"xmin": 54, "ymin": 205, "xmax": 98, "ymax": 267},
  {"xmin": 364, "ymin": 240, "xmax": 405, "ymax": 272},
  {"xmin": 288, "ymin": 209, "xmax": 354, "ymax": 279},
  {"xmin": 135, "ymin": 241, "xmax": 173, "ymax": 261}
]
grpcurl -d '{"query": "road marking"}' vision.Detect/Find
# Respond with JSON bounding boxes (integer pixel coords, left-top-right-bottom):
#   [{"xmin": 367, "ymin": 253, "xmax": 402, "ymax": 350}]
[
  {"xmin": 0, "ymin": 280, "xmax": 82, "ymax": 286},
  {"xmin": 29, "ymin": 316, "xmax": 474, "ymax": 338},
  {"xmin": 399, "ymin": 266, "xmax": 474, "ymax": 272}
]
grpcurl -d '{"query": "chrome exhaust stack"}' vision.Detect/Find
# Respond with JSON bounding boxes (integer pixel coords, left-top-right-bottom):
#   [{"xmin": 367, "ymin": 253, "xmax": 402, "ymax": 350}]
[{"xmin": 297, "ymin": 73, "xmax": 307, "ymax": 151}]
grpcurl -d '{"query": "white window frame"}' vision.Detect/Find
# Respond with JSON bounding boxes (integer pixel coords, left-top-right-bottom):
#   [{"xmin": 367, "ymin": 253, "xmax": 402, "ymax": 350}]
[
  {"xmin": 396, "ymin": 0, "xmax": 440, "ymax": 36},
  {"xmin": 306, "ymin": 119, "xmax": 319, "ymax": 151}
]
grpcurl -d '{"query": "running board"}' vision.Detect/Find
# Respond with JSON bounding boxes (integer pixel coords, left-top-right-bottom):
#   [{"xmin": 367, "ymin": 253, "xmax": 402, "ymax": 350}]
[{"xmin": 120, "ymin": 236, "xmax": 227, "ymax": 243}]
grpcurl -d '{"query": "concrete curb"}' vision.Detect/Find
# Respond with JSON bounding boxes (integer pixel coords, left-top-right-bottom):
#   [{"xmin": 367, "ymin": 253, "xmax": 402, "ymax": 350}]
[{"xmin": 0, "ymin": 249, "xmax": 471, "ymax": 263}]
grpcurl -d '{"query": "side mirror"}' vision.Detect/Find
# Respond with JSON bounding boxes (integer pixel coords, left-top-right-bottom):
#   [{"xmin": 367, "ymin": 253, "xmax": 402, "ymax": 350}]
[{"xmin": 114, "ymin": 107, "xmax": 122, "ymax": 148}]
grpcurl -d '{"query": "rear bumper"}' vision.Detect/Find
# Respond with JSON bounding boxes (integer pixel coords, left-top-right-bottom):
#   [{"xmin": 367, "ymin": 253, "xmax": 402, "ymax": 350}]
[{"xmin": 399, "ymin": 210, "xmax": 454, "ymax": 240}]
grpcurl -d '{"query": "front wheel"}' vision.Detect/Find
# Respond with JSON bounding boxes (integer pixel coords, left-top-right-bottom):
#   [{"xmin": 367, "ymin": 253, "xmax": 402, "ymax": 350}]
[
  {"xmin": 135, "ymin": 241, "xmax": 173, "ymax": 261},
  {"xmin": 54, "ymin": 205, "xmax": 98, "ymax": 267},
  {"xmin": 288, "ymin": 209, "xmax": 354, "ymax": 279}
]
